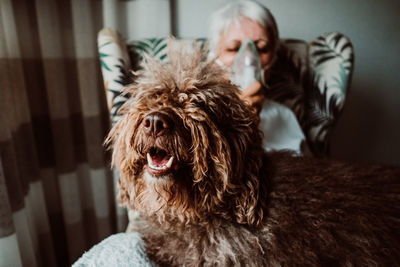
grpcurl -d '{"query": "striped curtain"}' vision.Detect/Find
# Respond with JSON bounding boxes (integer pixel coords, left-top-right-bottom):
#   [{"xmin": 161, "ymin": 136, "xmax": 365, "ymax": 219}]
[{"xmin": 0, "ymin": 0, "xmax": 119, "ymax": 266}]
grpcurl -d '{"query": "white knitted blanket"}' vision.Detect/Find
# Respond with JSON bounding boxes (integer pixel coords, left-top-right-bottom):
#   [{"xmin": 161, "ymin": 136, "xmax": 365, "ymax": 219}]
[{"xmin": 72, "ymin": 233, "xmax": 154, "ymax": 267}]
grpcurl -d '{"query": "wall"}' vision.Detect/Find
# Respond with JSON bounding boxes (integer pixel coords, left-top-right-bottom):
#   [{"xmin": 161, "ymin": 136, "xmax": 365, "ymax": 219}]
[
  {"xmin": 175, "ymin": 0, "xmax": 400, "ymax": 166},
  {"xmin": 103, "ymin": 0, "xmax": 171, "ymax": 39}
]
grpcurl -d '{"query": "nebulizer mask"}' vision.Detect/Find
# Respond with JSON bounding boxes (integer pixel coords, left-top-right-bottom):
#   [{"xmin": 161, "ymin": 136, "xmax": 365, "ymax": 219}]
[{"xmin": 230, "ymin": 39, "xmax": 265, "ymax": 90}]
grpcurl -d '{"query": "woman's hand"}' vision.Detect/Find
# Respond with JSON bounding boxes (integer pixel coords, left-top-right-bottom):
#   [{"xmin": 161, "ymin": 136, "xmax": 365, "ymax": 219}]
[{"xmin": 239, "ymin": 81, "xmax": 265, "ymax": 114}]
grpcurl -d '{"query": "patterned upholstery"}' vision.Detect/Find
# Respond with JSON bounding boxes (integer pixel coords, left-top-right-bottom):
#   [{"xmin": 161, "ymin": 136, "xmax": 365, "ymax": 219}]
[{"xmin": 98, "ymin": 28, "xmax": 354, "ymax": 156}]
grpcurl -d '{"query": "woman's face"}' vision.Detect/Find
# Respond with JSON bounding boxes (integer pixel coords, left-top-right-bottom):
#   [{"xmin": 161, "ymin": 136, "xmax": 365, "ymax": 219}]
[{"xmin": 216, "ymin": 18, "xmax": 272, "ymax": 68}]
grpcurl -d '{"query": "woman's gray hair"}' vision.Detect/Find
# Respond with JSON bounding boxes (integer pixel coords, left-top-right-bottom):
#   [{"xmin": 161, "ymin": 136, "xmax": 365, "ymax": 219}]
[{"xmin": 208, "ymin": 0, "xmax": 279, "ymax": 61}]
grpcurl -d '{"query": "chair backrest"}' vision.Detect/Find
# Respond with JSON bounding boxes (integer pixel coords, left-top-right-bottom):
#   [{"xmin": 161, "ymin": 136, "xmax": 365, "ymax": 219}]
[{"xmin": 98, "ymin": 28, "xmax": 354, "ymax": 156}]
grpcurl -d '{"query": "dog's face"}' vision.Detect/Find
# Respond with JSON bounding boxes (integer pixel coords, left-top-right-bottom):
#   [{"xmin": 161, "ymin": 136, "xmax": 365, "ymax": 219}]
[{"xmin": 107, "ymin": 42, "xmax": 265, "ymax": 226}]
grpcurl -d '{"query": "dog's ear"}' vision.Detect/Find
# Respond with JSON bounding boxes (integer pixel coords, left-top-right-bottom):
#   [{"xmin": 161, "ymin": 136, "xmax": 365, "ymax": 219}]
[
  {"xmin": 185, "ymin": 98, "xmax": 266, "ymax": 226},
  {"xmin": 233, "ymin": 150, "xmax": 266, "ymax": 227},
  {"xmin": 227, "ymin": 112, "xmax": 266, "ymax": 227},
  {"xmin": 186, "ymin": 117, "xmax": 232, "ymax": 191}
]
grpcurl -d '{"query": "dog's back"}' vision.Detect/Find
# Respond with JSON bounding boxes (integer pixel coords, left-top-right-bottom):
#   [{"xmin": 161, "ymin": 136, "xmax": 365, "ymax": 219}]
[
  {"xmin": 261, "ymin": 151, "xmax": 400, "ymax": 266},
  {"xmin": 136, "ymin": 152, "xmax": 400, "ymax": 266}
]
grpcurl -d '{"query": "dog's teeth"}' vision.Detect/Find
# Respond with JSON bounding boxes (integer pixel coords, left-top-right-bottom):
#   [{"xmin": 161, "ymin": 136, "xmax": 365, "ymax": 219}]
[
  {"xmin": 147, "ymin": 153, "xmax": 160, "ymax": 169},
  {"xmin": 166, "ymin": 156, "xmax": 174, "ymax": 168},
  {"xmin": 147, "ymin": 153, "xmax": 174, "ymax": 171},
  {"xmin": 147, "ymin": 153, "xmax": 153, "ymax": 166}
]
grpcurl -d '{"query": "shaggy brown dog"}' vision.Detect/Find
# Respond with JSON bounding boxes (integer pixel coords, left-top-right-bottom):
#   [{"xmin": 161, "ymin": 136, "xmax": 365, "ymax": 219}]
[{"xmin": 106, "ymin": 42, "xmax": 400, "ymax": 266}]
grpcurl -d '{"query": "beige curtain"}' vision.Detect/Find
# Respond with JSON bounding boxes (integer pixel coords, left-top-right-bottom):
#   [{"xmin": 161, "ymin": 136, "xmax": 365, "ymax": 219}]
[{"xmin": 0, "ymin": 0, "xmax": 119, "ymax": 266}]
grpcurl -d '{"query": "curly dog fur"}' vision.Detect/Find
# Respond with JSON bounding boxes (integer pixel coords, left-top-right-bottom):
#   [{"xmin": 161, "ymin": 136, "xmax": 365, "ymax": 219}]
[{"xmin": 106, "ymin": 41, "xmax": 400, "ymax": 266}]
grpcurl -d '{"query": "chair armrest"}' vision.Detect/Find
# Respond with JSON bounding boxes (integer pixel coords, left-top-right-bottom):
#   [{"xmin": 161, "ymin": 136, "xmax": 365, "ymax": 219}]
[
  {"xmin": 305, "ymin": 32, "xmax": 355, "ymax": 155},
  {"xmin": 98, "ymin": 28, "xmax": 131, "ymax": 125}
]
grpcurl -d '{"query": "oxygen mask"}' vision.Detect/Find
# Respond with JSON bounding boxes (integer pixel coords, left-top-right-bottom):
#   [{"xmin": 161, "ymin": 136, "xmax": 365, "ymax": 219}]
[{"xmin": 230, "ymin": 39, "xmax": 263, "ymax": 90}]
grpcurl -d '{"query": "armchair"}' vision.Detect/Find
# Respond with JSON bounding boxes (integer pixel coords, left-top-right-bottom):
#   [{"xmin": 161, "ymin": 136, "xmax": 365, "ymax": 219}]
[{"xmin": 98, "ymin": 28, "xmax": 354, "ymax": 156}]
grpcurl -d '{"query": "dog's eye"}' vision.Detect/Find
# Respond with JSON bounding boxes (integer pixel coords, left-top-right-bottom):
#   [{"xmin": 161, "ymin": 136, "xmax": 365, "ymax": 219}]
[{"xmin": 151, "ymin": 91, "xmax": 162, "ymax": 98}]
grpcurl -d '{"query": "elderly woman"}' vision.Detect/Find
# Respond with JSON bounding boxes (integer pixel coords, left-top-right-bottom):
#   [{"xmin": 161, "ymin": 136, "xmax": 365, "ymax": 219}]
[
  {"xmin": 208, "ymin": 0, "xmax": 278, "ymax": 111},
  {"xmin": 208, "ymin": 0, "xmax": 309, "ymax": 155}
]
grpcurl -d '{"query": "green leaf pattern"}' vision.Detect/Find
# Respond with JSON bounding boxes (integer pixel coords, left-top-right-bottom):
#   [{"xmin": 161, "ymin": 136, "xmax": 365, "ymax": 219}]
[
  {"xmin": 311, "ymin": 32, "xmax": 354, "ymax": 96},
  {"xmin": 128, "ymin": 38, "xmax": 169, "ymax": 65},
  {"xmin": 306, "ymin": 32, "xmax": 354, "ymax": 155}
]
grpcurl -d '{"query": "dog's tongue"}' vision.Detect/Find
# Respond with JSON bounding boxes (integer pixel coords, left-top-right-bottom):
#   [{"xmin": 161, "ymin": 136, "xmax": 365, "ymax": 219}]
[
  {"xmin": 151, "ymin": 150, "xmax": 170, "ymax": 166},
  {"xmin": 147, "ymin": 149, "xmax": 174, "ymax": 172}
]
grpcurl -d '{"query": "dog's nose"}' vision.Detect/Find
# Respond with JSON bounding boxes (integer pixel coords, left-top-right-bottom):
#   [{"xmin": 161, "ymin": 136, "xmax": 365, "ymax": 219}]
[{"xmin": 143, "ymin": 112, "xmax": 171, "ymax": 136}]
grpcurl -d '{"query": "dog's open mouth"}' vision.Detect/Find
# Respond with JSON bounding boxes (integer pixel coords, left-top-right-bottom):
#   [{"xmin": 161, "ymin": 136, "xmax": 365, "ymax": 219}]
[{"xmin": 146, "ymin": 147, "xmax": 174, "ymax": 176}]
